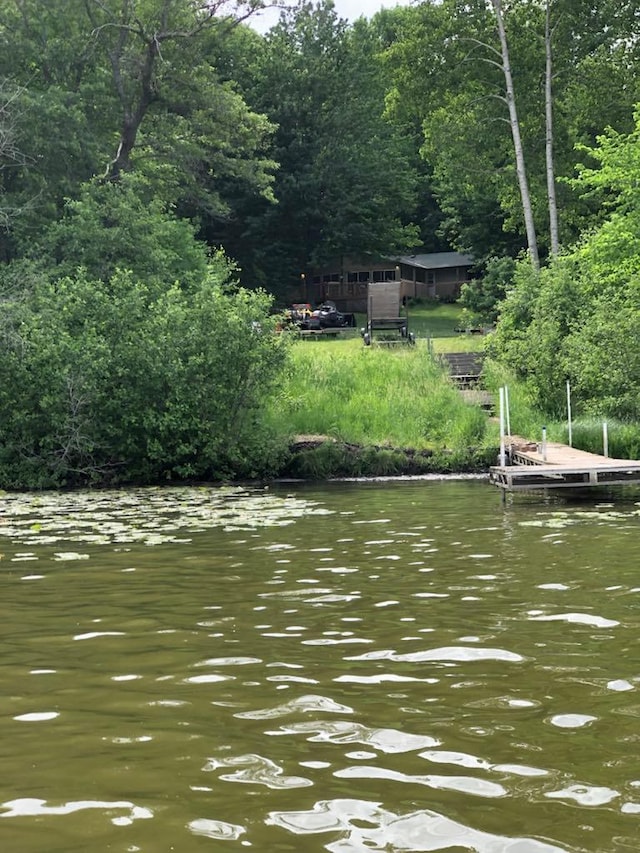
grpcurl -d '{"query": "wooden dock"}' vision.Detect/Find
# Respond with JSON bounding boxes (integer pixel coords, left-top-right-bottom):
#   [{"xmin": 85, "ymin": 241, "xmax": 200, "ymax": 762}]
[{"xmin": 490, "ymin": 438, "xmax": 640, "ymax": 491}]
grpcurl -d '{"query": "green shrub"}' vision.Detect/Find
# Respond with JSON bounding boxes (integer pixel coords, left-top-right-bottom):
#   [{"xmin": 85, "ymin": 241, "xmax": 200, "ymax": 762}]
[
  {"xmin": 284, "ymin": 442, "xmax": 353, "ymax": 479},
  {"xmin": 0, "ymin": 260, "xmax": 289, "ymax": 488}
]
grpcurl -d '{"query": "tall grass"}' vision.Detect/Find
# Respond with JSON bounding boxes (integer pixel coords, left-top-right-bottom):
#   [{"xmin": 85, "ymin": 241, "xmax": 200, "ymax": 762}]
[
  {"xmin": 276, "ymin": 331, "xmax": 640, "ymax": 462},
  {"xmin": 481, "ymin": 359, "xmax": 561, "ymax": 441},
  {"xmin": 557, "ymin": 417, "xmax": 640, "ymax": 459},
  {"xmin": 482, "ymin": 359, "xmax": 640, "ymax": 459},
  {"xmin": 269, "ymin": 339, "xmax": 492, "ymax": 451}
]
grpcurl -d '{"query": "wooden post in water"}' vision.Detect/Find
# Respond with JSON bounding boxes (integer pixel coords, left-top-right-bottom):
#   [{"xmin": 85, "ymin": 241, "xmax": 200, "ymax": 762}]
[
  {"xmin": 566, "ymin": 380, "xmax": 573, "ymax": 447},
  {"xmin": 499, "ymin": 387, "xmax": 506, "ymax": 467},
  {"xmin": 603, "ymin": 421, "xmax": 609, "ymax": 458}
]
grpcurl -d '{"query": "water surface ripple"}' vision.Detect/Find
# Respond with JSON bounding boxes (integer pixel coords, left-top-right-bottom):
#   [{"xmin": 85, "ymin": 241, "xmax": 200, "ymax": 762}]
[{"xmin": 1, "ymin": 481, "xmax": 640, "ymax": 851}]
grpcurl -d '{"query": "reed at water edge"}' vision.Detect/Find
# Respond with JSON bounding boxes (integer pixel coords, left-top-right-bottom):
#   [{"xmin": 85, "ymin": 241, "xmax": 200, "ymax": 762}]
[{"xmin": 483, "ymin": 360, "xmax": 640, "ymax": 461}]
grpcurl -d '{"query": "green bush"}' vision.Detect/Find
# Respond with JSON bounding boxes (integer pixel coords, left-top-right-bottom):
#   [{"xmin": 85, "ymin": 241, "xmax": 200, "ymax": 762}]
[
  {"xmin": 0, "ymin": 259, "xmax": 289, "ymax": 488},
  {"xmin": 285, "ymin": 442, "xmax": 354, "ymax": 479}
]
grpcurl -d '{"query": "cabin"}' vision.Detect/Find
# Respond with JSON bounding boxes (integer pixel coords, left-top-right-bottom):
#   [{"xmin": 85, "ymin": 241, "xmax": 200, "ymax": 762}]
[{"xmin": 303, "ymin": 252, "xmax": 475, "ymax": 312}]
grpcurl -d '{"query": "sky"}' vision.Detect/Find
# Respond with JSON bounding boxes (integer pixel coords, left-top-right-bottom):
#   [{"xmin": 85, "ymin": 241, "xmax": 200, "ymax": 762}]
[{"xmin": 250, "ymin": 0, "xmax": 408, "ymax": 33}]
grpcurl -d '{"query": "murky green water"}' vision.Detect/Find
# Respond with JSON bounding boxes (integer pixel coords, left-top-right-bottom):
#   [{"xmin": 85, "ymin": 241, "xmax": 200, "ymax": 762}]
[{"xmin": 1, "ymin": 480, "xmax": 640, "ymax": 852}]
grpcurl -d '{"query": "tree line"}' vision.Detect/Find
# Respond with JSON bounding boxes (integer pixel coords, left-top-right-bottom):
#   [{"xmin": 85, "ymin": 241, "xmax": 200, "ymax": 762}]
[{"xmin": 0, "ymin": 0, "xmax": 638, "ymax": 486}]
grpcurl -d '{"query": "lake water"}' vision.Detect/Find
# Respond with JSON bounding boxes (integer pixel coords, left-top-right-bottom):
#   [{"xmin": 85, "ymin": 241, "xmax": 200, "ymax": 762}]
[{"xmin": 1, "ymin": 479, "xmax": 640, "ymax": 852}]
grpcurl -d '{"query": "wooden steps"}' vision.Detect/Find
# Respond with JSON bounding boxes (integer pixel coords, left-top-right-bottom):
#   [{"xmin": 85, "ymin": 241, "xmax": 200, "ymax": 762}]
[{"xmin": 440, "ymin": 352, "xmax": 484, "ymax": 387}]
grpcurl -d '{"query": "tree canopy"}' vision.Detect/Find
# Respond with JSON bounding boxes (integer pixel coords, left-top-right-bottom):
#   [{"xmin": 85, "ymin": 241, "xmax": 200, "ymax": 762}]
[
  {"xmin": 1, "ymin": 0, "xmax": 640, "ymax": 483},
  {"xmin": 2, "ymin": 0, "xmax": 638, "ymax": 275}
]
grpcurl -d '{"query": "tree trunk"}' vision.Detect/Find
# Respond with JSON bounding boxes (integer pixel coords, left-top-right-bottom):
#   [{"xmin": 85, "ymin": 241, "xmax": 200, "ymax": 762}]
[
  {"xmin": 105, "ymin": 37, "xmax": 159, "ymax": 181},
  {"xmin": 545, "ymin": 0, "xmax": 560, "ymax": 257},
  {"xmin": 491, "ymin": 0, "xmax": 540, "ymax": 270}
]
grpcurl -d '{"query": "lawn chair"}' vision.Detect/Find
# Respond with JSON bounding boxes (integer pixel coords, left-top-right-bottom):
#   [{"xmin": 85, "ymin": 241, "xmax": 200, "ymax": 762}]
[{"xmin": 362, "ymin": 281, "xmax": 415, "ymax": 346}]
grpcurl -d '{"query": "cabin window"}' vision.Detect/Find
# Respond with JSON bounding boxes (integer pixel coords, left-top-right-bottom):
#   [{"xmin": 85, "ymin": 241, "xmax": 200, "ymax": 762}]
[{"xmin": 358, "ymin": 271, "xmax": 370, "ymax": 282}]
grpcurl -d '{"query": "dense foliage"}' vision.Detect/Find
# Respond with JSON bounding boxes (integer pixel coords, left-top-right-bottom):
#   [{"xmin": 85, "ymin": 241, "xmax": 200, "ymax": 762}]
[
  {"xmin": 0, "ymin": 182, "xmax": 289, "ymax": 488},
  {"xmin": 3, "ymin": 0, "xmax": 635, "ymax": 278},
  {"xmin": 460, "ymin": 256, "xmax": 516, "ymax": 326},
  {"xmin": 490, "ymin": 112, "xmax": 640, "ymax": 420},
  {"xmin": 1, "ymin": 0, "xmax": 640, "ymax": 485}
]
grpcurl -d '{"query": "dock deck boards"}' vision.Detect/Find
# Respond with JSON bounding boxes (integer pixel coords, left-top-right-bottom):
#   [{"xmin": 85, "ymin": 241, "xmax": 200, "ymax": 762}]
[{"xmin": 490, "ymin": 439, "xmax": 640, "ymax": 491}]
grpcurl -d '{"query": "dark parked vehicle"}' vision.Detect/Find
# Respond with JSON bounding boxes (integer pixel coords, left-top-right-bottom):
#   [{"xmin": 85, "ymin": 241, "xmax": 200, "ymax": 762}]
[{"xmin": 306, "ymin": 301, "xmax": 356, "ymax": 330}]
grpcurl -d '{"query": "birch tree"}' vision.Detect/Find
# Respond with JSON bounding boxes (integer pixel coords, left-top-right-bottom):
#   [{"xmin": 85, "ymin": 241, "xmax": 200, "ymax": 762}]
[
  {"xmin": 544, "ymin": 0, "xmax": 559, "ymax": 257},
  {"xmin": 490, "ymin": 0, "xmax": 539, "ymax": 269}
]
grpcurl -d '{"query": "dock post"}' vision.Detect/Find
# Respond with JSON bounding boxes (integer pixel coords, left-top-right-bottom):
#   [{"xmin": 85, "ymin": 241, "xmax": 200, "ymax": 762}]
[
  {"xmin": 566, "ymin": 380, "xmax": 573, "ymax": 447},
  {"xmin": 541, "ymin": 426, "xmax": 547, "ymax": 462},
  {"xmin": 499, "ymin": 387, "xmax": 506, "ymax": 467},
  {"xmin": 603, "ymin": 421, "xmax": 609, "ymax": 458}
]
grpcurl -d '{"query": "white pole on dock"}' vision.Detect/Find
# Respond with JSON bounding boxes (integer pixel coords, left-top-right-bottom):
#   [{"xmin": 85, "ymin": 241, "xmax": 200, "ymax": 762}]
[
  {"xmin": 541, "ymin": 426, "xmax": 547, "ymax": 462},
  {"xmin": 499, "ymin": 386, "xmax": 506, "ymax": 467},
  {"xmin": 603, "ymin": 421, "xmax": 609, "ymax": 458},
  {"xmin": 566, "ymin": 380, "xmax": 573, "ymax": 447}
]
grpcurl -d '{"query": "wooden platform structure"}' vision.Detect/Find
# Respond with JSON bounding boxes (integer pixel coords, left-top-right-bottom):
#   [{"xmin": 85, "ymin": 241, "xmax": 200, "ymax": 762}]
[
  {"xmin": 362, "ymin": 282, "xmax": 414, "ymax": 346},
  {"xmin": 490, "ymin": 438, "xmax": 640, "ymax": 491}
]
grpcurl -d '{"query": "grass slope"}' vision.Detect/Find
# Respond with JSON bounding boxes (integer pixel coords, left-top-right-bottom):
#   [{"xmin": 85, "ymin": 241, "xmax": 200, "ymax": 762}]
[{"xmin": 270, "ymin": 337, "xmax": 495, "ymax": 452}]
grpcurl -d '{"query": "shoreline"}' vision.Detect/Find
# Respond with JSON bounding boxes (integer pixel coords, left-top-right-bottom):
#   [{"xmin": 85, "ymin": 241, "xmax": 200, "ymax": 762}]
[{"xmin": 281, "ymin": 436, "xmax": 498, "ymax": 480}]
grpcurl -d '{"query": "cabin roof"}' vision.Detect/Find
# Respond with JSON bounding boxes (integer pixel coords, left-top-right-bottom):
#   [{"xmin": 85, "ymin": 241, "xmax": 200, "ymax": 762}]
[{"xmin": 393, "ymin": 252, "xmax": 474, "ymax": 270}]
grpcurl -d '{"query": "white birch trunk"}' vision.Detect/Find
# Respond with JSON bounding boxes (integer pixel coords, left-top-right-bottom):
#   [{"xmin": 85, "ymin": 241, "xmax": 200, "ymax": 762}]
[
  {"xmin": 491, "ymin": 0, "xmax": 540, "ymax": 270},
  {"xmin": 545, "ymin": 0, "xmax": 560, "ymax": 257}
]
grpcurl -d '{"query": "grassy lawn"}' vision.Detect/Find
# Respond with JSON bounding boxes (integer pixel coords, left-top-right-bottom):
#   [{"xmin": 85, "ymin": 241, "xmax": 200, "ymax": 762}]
[
  {"xmin": 276, "ymin": 302, "xmax": 640, "ymax": 462},
  {"xmin": 431, "ymin": 334, "xmax": 486, "ymax": 353},
  {"xmin": 406, "ymin": 299, "xmax": 465, "ymax": 336}
]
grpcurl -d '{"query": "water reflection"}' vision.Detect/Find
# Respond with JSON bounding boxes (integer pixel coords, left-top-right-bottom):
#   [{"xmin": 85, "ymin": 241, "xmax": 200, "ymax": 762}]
[
  {"xmin": 2, "ymin": 481, "xmax": 640, "ymax": 852},
  {"xmin": 267, "ymin": 799, "xmax": 568, "ymax": 852},
  {"xmin": 266, "ymin": 719, "xmax": 439, "ymax": 752},
  {"xmin": 203, "ymin": 753, "xmax": 314, "ymax": 789},
  {"xmin": 1, "ymin": 798, "xmax": 153, "ymax": 825}
]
